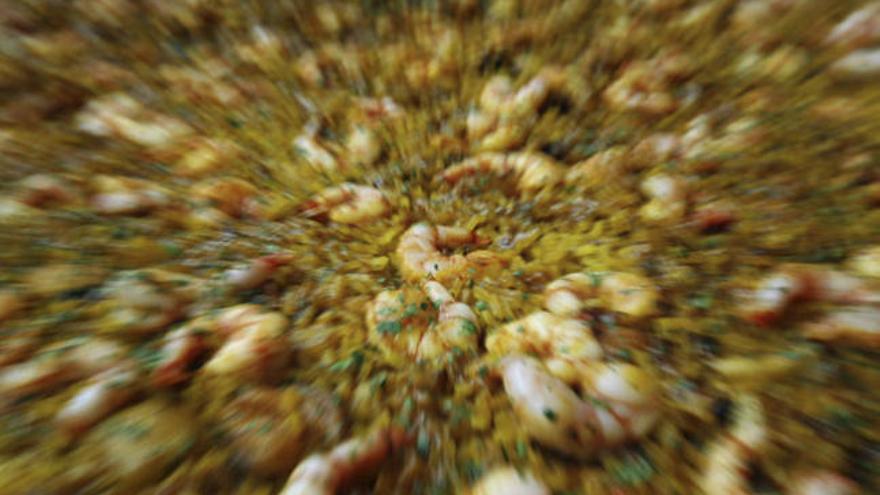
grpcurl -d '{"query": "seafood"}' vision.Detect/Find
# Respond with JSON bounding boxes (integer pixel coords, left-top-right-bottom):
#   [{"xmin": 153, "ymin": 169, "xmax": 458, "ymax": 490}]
[
  {"xmin": 301, "ymin": 184, "xmax": 391, "ymax": 224},
  {"xmin": 395, "ymin": 223, "xmax": 501, "ymax": 283},
  {"xmin": 280, "ymin": 427, "xmax": 404, "ymax": 495},
  {"xmin": 441, "ymin": 152, "xmax": 565, "ymax": 194},
  {"xmin": 366, "ymin": 280, "xmax": 479, "ymax": 363}
]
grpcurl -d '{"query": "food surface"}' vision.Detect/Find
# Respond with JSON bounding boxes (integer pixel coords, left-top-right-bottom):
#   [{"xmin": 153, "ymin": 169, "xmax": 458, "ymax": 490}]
[{"xmin": 0, "ymin": 0, "xmax": 879, "ymax": 493}]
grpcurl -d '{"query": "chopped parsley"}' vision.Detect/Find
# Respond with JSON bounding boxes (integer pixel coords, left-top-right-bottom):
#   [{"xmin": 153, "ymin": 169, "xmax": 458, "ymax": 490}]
[{"xmin": 376, "ymin": 320, "xmax": 402, "ymax": 334}]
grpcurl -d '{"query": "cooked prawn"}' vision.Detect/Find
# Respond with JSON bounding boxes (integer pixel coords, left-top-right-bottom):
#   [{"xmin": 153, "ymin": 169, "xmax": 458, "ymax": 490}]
[
  {"xmin": 54, "ymin": 361, "xmax": 140, "ymax": 437},
  {"xmin": 639, "ymin": 173, "xmax": 688, "ymax": 224},
  {"xmin": 152, "ymin": 304, "xmax": 291, "ymax": 384},
  {"xmin": 301, "ymin": 183, "xmax": 390, "ymax": 224},
  {"xmin": 789, "ymin": 470, "xmax": 859, "ymax": 495},
  {"xmin": 99, "ymin": 269, "xmax": 199, "ymax": 334},
  {"xmin": 543, "ymin": 271, "xmax": 660, "ymax": 319},
  {"xmin": 0, "ymin": 338, "xmax": 126, "ymax": 396},
  {"xmin": 366, "ymin": 280, "xmax": 479, "ymax": 363},
  {"xmin": 469, "ymin": 467, "xmax": 549, "ymax": 495},
  {"xmin": 738, "ymin": 263, "xmax": 880, "ymax": 326},
  {"xmin": 280, "ymin": 426, "xmax": 405, "ymax": 495},
  {"xmin": 75, "ymin": 93, "xmax": 192, "ymax": 148},
  {"xmin": 441, "ymin": 152, "xmax": 565, "ymax": 194},
  {"xmin": 395, "ymin": 223, "xmax": 501, "ymax": 283},
  {"xmin": 496, "ymin": 355, "xmax": 660, "ymax": 458},
  {"xmin": 801, "ymin": 306, "xmax": 880, "ymax": 348},
  {"xmin": 90, "ymin": 175, "xmax": 170, "ymax": 216},
  {"xmin": 222, "ymin": 253, "xmax": 294, "ymax": 291}
]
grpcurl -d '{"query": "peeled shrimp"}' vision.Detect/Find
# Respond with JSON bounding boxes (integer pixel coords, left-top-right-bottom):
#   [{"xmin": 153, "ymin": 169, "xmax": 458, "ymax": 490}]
[
  {"xmin": 366, "ymin": 280, "xmax": 479, "ymax": 362},
  {"xmin": 280, "ymin": 427, "xmax": 403, "ymax": 495},
  {"xmin": 75, "ymin": 93, "xmax": 192, "ymax": 148},
  {"xmin": 802, "ymin": 306, "xmax": 880, "ymax": 348},
  {"xmin": 55, "ymin": 361, "xmax": 140, "ymax": 437},
  {"xmin": 825, "ymin": 3, "xmax": 880, "ymax": 49},
  {"xmin": 543, "ymin": 272, "xmax": 660, "ymax": 319},
  {"xmin": 90, "ymin": 175, "xmax": 170, "ymax": 216},
  {"xmin": 395, "ymin": 223, "xmax": 501, "ymax": 283},
  {"xmin": 223, "ymin": 253, "xmax": 294, "ymax": 291},
  {"xmin": 564, "ymin": 147, "xmax": 628, "ymax": 187},
  {"xmin": 99, "ymin": 269, "xmax": 198, "ymax": 334},
  {"xmin": 293, "ymin": 131, "xmax": 342, "ymax": 175},
  {"xmin": 486, "ymin": 311, "xmax": 603, "ymax": 382},
  {"xmin": 17, "ymin": 174, "xmax": 80, "ymax": 208},
  {"xmin": 153, "ymin": 304, "xmax": 290, "ymax": 384},
  {"xmin": 301, "ymin": 183, "xmax": 390, "ymax": 224},
  {"xmin": 345, "ymin": 126, "xmax": 382, "ymax": 167},
  {"xmin": 469, "ymin": 467, "xmax": 550, "ymax": 495},
  {"xmin": 0, "ymin": 338, "xmax": 126, "ymax": 397},
  {"xmin": 497, "ymin": 355, "xmax": 660, "ymax": 458},
  {"xmin": 639, "ymin": 173, "xmax": 688, "ymax": 224},
  {"xmin": 0, "ymin": 337, "xmax": 138, "ymax": 435},
  {"xmin": 789, "ymin": 470, "xmax": 859, "ymax": 495},
  {"xmin": 441, "ymin": 152, "xmax": 565, "ymax": 194},
  {"xmin": 738, "ymin": 263, "xmax": 880, "ymax": 326},
  {"xmin": 191, "ymin": 177, "xmax": 262, "ymax": 219}
]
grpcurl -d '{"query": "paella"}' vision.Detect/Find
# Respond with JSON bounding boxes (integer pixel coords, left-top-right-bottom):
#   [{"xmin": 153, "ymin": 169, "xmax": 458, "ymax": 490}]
[{"xmin": 0, "ymin": 0, "xmax": 878, "ymax": 494}]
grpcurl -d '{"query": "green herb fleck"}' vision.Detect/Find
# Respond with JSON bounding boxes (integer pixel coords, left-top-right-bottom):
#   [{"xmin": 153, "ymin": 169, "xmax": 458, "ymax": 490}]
[
  {"xmin": 376, "ymin": 320, "xmax": 402, "ymax": 334},
  {"xmin": 543, "ymin": 408, "xmax": 557, "ymax": 422}
]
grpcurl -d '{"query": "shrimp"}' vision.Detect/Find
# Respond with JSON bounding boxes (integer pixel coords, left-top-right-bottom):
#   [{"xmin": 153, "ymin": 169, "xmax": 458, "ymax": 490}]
[
  {"xmin": 564, "ymin": 147, "xmax": 628, "ymax": 187},
  {"xmin": 639, "ymin": 173, "xmax": 688, "ymax": 224},
  {"xmin": 159, "ymin": 63, "xmax": 244, "ymax": 107},
  {"xmin": 153, "ymin": 304, "xmax": 291, "ymax": 384},
  {"xmin": 699, "ymin": 394, "xmax": 767, "ymax": 495},
  {"xmin": 221, "ymin": 386, "xmax": 342, "ymax": 476},
  {"xmin": 54, "ymin": 361, "xmax": 140, "ymax": 437},
  {"xmin": 75, "ymin": 93, "xmax": 192, "ymax": 148},
  {"xmin": 90, "ymin": 175, "xmax": 170, "ymax": 216},
  {"xmin": 496, "ymin": 355, "xmax": 660, "ymax": 458},
  {"xmin": 829, "ymin": 48, "xmax": 880, "ymax": 80},
  {"xmin": 345, "ymin": 126, "xmax": 382, "ymax": 167},
  {"xmin": 99, "ymin": 269, "xmax": 199, "ymax": 334},
  {"xmin": 468, "ymin": 69, "xmax": 580, "ymax": 150},
  {"xmin": 280, "ymin": 426, "xmax": 405, "ymax": 495},
  {"xmin": 150, "ymin": 326, "xmax": 207, "ymax": 388},
  {"xmin": 0, "ymin": 337, "xmax": 135, "ymax": 434},
  {"xmin": 202, "ymin": 305, "xmax": 290, "ymax": 380},
  {"xmin": 222, "ymin": 253, "xmax": 295, "ymax": 291},
  {"xmin": 825, "ymin": 3, "xmax": 880, "ymax": 49},
  {"xmin": 191, "ymin": 177, "xmax": 262, "ymax": 219},
  {"xmin": 17, "ymin": 174, "xmax": 81, "ymax": 208},
  {"xmin": 293, "ymin": 131, "xmax": 343, "ymax": 175},
  {"xmin": 789, "ymin": 470, "xmax": 859, "ymax": 495},
  {"xmin": 81, "ymin": 399, "xmax": 197, "ymax": 491},
  {"xmin": 173, "ymin": 137, "xmax": 237, "ymax": 177},
  {"xmin": 738, "ymin": 263, "xmax": 880, "ymax": 326},
  {"xmin": 395, "ymin": 223, "xmax": 501, "ymax": 283},
  {"xmin": 441, "ymin": 152, "xmax": 565, "ymax": 194},
  {"xmin": 543, "ymin": 272, "xmax": 660, "ymax": 319},
  {"xmin": 366, "ymin": 280, "xmax": 479, "ymax": 363},
  {"xmin": 801, "ymin": 306, "xmax": 880, "ymax": 348},
  {"xmin": 301, "ymin": 183, "xmax": 391, "ymax": 224},
  {"xmin": 469, "ymin": 467, "xmax": 550, "ymax": 495}
]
